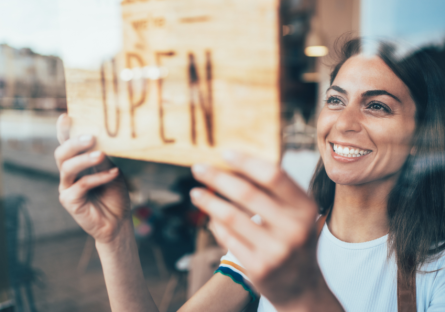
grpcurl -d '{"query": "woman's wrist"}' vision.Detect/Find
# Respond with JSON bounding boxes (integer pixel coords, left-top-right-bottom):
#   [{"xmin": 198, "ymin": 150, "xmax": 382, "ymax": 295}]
[
  {"xmin": 274, "ymin": 270, "xmax": 344, "ymax": 312},
  {"xmin": 94, "ymin": 217, "xmax": 158, "ymax": 312},
  {"xmin": 95, "ymin": 217, "xmax": 136, "ymax": 255}
]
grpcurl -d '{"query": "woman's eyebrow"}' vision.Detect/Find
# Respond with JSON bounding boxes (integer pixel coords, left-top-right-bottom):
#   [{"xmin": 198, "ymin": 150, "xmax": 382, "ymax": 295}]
[
  {"xmin": 361, "ymin": 90, "xmax": 401, "ymax": 103},
  {"xmin": 327, "ymin": 86, "xmax": 402, "ymax": 103},
  {"xmin": 326, "ymin": 85, "xmax": 347, "ymax": 94}
]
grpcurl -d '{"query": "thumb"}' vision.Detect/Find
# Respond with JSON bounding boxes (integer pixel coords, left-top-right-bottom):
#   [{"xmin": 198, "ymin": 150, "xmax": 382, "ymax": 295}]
[{"xmin": 57, "ymin": 113, "xmax": 71, "ymax": 144}]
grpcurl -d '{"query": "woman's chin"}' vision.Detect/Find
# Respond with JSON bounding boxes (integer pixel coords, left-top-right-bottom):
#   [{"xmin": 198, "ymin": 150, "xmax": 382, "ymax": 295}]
[{"xmin": 325, "ymin": 170, "xmax": 367, "ymax": 186}]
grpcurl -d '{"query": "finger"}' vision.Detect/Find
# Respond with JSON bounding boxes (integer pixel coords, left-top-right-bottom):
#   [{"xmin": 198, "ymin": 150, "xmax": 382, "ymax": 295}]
[
  {"xmin": 59, "ymin": 167, "xmax": 120, "ymax": 213},
  {"xmin": 209, "ymin": 220, "xmax": 257, "ymax": 271},
  {"xmin": 190, "ymin": 188, "xmax": 275, "ymax": 248},
  {"xmin": 91, "ymin": 154, "xmax": 115, "ymax": 173},
  {"xmin": 222, "ymin": 151, "xmax": 312, "ymax": 208},
  {"xmin": 57, "ymin": 113, "xmax": 71, "ymax": 144},
  {"xmin": 59, "ymin": 151, "xmax": 106, "ymax": 191},
  {"xmin": 192, "ymin": 164, "xmax": 287, "ymax": 224},
  {"xmin": 54, "ymin": 135, "xmax": 95, "ymax": 169}
]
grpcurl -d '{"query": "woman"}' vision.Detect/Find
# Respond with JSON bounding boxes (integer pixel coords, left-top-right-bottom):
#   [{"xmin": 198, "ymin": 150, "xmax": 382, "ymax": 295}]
[{"xmin": 55, "ymin": 38, "xmax": 445, "ymax": 311}]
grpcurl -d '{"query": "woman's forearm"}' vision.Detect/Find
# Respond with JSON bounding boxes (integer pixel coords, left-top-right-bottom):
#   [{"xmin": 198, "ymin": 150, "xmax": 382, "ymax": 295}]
[{"xmin": 96, "ymin": 219, "xmax": 159, "ymax": 312}]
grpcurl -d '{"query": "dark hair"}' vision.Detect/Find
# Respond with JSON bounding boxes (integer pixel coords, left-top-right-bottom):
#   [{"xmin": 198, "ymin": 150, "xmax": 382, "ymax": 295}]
[{"xmin": 310, "ymin": 37, "xmax": 445, "ymax": 283}]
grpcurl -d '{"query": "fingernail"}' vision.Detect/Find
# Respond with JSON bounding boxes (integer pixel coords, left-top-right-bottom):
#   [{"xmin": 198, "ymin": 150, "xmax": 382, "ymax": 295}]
[
  {"xmin": 192, "ymin": 164, "xmax": 208, "ymax": 175},
  {"xmin": 58, "ymin": 113, "xmax": 67, "ymax": 122},
  {"xmin": 222, "ymin": 150, "xmax": 240, "ymax": 163},
  {"xmin": 109, "ymin": 167, "xmax": 119, "ymax": 174},
  {"xmin": 190, "ymin": 189, "xmax": 203, "ymax": 200},
  {"xmin": 90, "ymin": 151, "xmax": 101, "ymax": 158},
  {"xmin": 79, "ymin": 135, "xmax": 93, "ymax": 143}
]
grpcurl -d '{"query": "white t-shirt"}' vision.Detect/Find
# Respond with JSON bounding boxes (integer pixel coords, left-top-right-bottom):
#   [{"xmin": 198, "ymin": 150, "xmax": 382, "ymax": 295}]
[{"xmin": 221, "ymin": 223, "xmax": 445, "ymax": 312}]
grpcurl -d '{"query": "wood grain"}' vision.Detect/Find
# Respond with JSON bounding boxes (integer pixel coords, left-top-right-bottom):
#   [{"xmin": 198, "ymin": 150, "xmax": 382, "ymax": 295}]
[{"xmin": 66, "ymin": 0, "xmax": 282, "ymax": 167}]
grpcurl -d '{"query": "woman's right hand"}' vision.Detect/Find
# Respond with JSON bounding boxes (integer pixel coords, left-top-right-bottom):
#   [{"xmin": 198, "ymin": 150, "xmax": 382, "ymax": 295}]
[{"xmin": 55, "ymin": 113, "xmax": 132, "ymax": 244}]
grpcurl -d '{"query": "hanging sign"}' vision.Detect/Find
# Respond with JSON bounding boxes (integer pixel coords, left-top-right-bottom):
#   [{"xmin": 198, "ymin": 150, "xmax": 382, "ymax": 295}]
[{"xmin": 66, "ymin": 0, "xmax": 282, "ymax": 167}]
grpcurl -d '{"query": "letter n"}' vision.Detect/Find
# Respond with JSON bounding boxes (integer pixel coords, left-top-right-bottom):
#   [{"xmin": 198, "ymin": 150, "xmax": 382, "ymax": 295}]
[{"xmin": 188, "ymin": 51, "xmax": 214, "ymax": 146}]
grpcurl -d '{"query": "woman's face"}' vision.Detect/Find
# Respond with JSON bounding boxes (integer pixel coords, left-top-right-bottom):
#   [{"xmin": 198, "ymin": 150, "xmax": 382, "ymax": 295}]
[{"xmin": 317, "ymin": 55, "xmax": 417, "ymax": 185}]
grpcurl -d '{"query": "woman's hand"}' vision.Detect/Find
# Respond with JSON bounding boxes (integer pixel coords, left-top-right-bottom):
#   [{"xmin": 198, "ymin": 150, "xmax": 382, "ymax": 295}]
[
  {"xmin": 190, "ymin": 152, "xmax": 342, "ymax": 311},
  {"xmin": 55, "ymin": 114, "xmax": 132, "ymax": 244}
]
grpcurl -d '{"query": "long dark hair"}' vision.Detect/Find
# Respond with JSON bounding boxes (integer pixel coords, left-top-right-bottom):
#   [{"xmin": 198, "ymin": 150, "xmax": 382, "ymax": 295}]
[{"xmin": 310, "ymin": 37, "xmax": 445, "ymax": 282}]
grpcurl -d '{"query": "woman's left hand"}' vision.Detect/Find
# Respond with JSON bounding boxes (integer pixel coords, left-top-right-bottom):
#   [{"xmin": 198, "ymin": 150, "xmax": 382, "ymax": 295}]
[{"xmin": 190, "ymin": 152, "xmax": 341, "ymax": 311}]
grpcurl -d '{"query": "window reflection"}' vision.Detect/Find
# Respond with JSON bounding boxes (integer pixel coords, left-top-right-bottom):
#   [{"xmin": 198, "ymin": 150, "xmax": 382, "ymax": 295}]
[{"xmin": 0, "ymin": 1, "xmax": 444, "ymax": 311}]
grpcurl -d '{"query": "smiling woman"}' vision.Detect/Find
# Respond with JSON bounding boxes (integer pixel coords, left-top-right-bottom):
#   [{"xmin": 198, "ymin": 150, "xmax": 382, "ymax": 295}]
[
  {"xmin": 53, "ymin": 37, "xmax": 445, "ymax": 312},
  {"xmin": 201, "ymin": 38, "xmax": 445, "ymax": 312},
  {"xmin": 311, "ymin": 38, "xmax": 445, "ymax": 310}
]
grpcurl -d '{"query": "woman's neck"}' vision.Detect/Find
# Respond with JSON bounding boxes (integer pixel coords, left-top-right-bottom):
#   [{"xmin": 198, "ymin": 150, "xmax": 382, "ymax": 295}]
[{"xmin": 328, "ymin": 176, "xmax": 397, "ymax": 243}]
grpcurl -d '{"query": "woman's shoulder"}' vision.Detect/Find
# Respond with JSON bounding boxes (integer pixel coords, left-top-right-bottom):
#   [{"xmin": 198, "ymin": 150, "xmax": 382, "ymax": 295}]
[
  {"xmin": 417, "ymin": 249, "xmax": 445, "ymax": 291},
  {"xmin": 417, "ymin": 249, "xmax": 445, "ymax": 310},
  {"xmin": 421, "ymin": 247, "xmax": 445, "ymax": 272},
  {"xmin": 416, "ymin": 247, "xmax": 445, "ymax": 287}
]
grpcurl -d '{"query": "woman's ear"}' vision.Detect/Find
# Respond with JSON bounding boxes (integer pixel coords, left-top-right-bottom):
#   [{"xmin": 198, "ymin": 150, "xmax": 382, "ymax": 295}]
[{"xmin": 410, "ymin": 146, "xmax": 417, "ymax": 156}]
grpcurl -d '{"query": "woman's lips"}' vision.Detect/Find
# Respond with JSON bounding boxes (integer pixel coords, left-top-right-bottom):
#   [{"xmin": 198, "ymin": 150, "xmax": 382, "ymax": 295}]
[
  {"xmin": 330, "ymin": 143, "xmax": 371, "ymax": 163},
  {"xmin": 331, "ymin": 142, "xmax": 371, "ymax": 156}
]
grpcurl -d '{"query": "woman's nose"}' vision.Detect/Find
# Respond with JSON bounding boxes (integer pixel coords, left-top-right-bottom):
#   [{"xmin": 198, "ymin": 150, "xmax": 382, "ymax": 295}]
[{"xmin": 334, "ymin": 104, "xmax": 362, "ymax": 133}]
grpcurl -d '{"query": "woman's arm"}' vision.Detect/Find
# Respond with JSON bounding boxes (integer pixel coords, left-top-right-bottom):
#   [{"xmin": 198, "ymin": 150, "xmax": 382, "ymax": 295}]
[
  {"xmin": 179, "ymin": 274, "xmax": 251, "ymax": 312},
  {"xmin": 56, "ymin": 114, "xmax": 159, "ymax": 311},
  {"xmin": 96, "ymin": 219, "xmax": 252, "ymax": 312},
  {"xmin": 190, "ymin": 152, "xmax": 345, "ymax": 312},
  {"xmin": 95, "ymin": 219, "xmax": 159, "ymax": 312},
  {"xmin": 55, "ymin": 114, "xmax": 251, "ymax": 312}
]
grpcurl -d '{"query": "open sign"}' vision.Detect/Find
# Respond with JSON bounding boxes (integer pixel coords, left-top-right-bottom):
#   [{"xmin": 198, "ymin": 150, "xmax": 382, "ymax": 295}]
[{"xmin": 66, "ymin": 0, "xmax": 282, "ymax": 167}]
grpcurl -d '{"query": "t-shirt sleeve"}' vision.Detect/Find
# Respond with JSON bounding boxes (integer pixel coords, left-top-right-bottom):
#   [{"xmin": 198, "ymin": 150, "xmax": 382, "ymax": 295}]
[{"xmin": 215, "ymin": 250, "xmax": 257, "ymax": 302}]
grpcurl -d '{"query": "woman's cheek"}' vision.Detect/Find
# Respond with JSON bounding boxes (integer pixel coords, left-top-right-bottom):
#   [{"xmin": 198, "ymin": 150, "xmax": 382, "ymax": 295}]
[
  {"xmin": 317, "ymin": 108, "xmax": 336, "ymax": 151},
  {"xmin": 316, "ymin": 109, "xmax": 328, "ymax": 141}
]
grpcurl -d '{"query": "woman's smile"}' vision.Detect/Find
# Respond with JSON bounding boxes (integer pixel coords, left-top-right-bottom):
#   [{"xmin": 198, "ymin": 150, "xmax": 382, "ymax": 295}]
[{"xmin": 329, "ymin": 142, "xmax": 372, "ymax": 163}]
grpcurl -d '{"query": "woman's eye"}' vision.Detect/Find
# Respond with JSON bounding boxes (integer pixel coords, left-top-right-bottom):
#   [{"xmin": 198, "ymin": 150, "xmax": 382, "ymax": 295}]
[
  {"xmin": 326, "ymin": 96, "xmax": 343, "ymax": 106},
  {"xmin": 367, "ymin": 102, "xmax": 391, "ymax": 113}
]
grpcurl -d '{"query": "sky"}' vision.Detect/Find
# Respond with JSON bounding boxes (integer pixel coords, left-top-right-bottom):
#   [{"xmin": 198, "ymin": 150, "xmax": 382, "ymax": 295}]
[
  {"xmin": 0, "ymin": 0, "xmax": 122, "ymax": 69},
  {"xmin": 1, "ymin": 0, "xmax": 445, "ymax": 69}
]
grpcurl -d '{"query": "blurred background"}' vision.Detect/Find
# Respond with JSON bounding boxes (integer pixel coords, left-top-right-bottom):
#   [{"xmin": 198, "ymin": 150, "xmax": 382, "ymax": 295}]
[{"xmin": 0, "ymin": 0, "xmax": 444, "ymax": 311}]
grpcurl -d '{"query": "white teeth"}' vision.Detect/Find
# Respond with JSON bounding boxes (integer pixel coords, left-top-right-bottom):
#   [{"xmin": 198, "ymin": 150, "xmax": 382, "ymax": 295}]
[{"xmin": 332, "ymin": 144, "xmax": 370, "ymax": 157}]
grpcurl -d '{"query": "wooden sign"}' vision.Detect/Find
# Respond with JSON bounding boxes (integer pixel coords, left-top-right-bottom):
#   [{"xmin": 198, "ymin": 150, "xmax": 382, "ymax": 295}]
[{"xmin": 66, "ymin": 0, "xmax": 282, "ymax": 167}]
